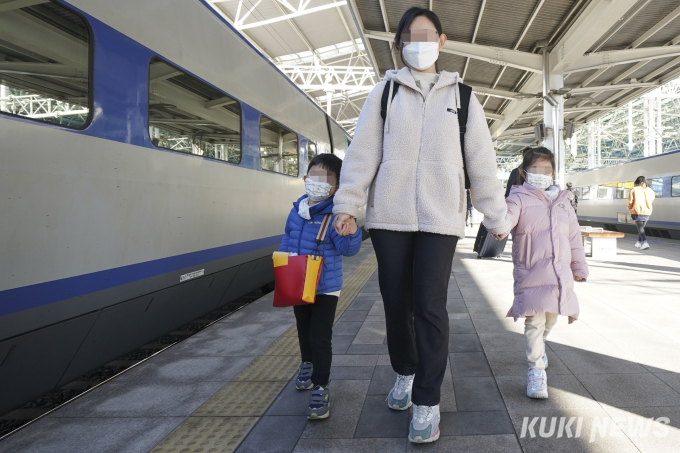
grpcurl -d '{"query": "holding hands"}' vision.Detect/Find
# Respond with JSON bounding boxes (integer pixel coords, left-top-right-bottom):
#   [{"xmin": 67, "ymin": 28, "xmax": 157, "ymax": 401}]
[
  {"xmin": 574, "ymin": 276, "xmax": 586, "ymax": 282},
  {"xmin": 334, "ymin": 214, "xmax": 358, "ymax": 236},
  {"xmin": 490, "ymin": 232, "xmax": 508, "ymax": 241}
]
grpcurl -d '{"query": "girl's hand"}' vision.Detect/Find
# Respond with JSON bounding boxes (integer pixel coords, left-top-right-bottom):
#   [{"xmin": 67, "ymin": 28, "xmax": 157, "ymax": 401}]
[
  {"xmin": 490, "ymin": 232, "xmax": 509, "ymax": 240},
  {"xmin": 574, "ymin": 276, "xmax": 586, "ymax": 282}
]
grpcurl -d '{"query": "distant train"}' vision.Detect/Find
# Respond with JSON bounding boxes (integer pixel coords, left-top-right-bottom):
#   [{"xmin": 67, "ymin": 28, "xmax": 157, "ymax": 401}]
[
  {"xmin": 0, "ymin": 0, "xmax": 361, "ymax": 414},
  {"xmin": 566, "ymin": 150, "xmax": 680, "ymax": 240}
]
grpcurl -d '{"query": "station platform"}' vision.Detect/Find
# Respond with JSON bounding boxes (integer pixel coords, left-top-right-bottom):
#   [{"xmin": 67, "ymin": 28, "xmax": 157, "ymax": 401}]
[{"xmin": 2, "ymin": 229, "xmax": 680, "ymax": 453}]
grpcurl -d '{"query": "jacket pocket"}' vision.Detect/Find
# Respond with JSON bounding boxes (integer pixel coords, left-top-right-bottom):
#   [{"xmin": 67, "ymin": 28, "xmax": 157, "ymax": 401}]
[
  {"xmin": 369, "ymin": 165, "xmax": 380, "ymax": 207},
  {"xmin": 525, "ymin": 234, "xmax": 532, "ymax": 269}
]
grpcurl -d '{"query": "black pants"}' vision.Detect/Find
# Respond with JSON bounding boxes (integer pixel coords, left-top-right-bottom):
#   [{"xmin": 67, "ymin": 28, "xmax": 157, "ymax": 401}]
[
  {"xmin": 632, "ymin": 214, "xmax": 649, "ymax": 243},
  {"xmin": 294, "ymin": 294, "xmax": 338, "ymax": 386},
  {"xmin": 370, "ymin": 229, "xmax": 458, "ymax": 406}
]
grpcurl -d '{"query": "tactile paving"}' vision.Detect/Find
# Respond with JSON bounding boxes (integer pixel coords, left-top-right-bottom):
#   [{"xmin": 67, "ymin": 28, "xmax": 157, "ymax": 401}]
[
  {"xmin": 335, "ymin": 254, "xmax": 378, "ymax": 320},
  {"xmin": 193, "ymin": 380, "xmax": 287, "ymax": 417},
  {"xmin": 261, "ymin": 335, "xmax": 300, "ymax": 355},
  {"xmin": 150, "ymin": 416, "xmax": 258, "ymax": 453},
  {"xmin": 282, "ymin": 325, "xmax": 298, "ymax": 337},
  {"xmin": 153, "ymin": 253, "xmax": 378, "ymax": 453},
  {"xmin": 231, "ymin": 354, "xmax": 300, "ymax": 381}
]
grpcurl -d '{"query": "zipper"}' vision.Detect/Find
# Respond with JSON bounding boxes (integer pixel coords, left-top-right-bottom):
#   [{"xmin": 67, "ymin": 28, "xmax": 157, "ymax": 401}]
[
  {"xmin": 547, "ymin": 200, "xmax": 562, "ymax": 312},
  {"xmin": 297, "ymin": 219, "xmax": 306, "ymax": 255}
]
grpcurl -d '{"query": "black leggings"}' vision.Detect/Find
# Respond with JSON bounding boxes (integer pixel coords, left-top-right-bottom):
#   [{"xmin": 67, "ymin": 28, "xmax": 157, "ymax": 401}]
[
  {"xmin": 632, "ymin": 214, "xmax": 649, "ymax": 243},
  {"xmin": 294, "ymin": 294, "xmax": 338, "ymax": 386},
  {"xmin": 370, "ymin": 229, "xmax": 458, "ymax": 406}
]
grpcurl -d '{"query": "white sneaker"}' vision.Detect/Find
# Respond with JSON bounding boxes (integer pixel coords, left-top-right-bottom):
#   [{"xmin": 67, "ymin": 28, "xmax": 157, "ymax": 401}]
[
  {"xmin": 640, "ymin": 242, "xmax": 650, "ymax": 250},
  {"xmin": 635, "ymin": 241, "xmax": 641, "ymax": 248},
  {"xmin": 387, "ymin": 374, "xmax": 414, "ymax": 410},
  {"xmin": 527, "ymin": 368, "xmax": 548, "ymax": 399},
  {"xmin": 409, "ymin": 404, "xmax": 440, "ymax": 443}
]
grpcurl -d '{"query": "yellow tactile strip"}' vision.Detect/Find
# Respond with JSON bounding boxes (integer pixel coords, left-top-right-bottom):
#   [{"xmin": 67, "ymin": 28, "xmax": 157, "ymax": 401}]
[
  {"xmin": 150, "ymin": 252, "xmax": 378, "ymax": 453},
  {"xmin": 335, "ymin": 254, "xmax": 378, "ymax": 320},
  {"xmin": 150, "ymin": 417, "xmax": 259, "ymax": 453},
  {"xmin": 231, "ymin": 355, "xmax": 300, "ymax": 381},
  {"xmin": 193, "ymin": 381, "xmax": 288, "ymax": 417},
  {"xmin": 260, "ymin": 335, "xmax": 300, "ymax": 355}
]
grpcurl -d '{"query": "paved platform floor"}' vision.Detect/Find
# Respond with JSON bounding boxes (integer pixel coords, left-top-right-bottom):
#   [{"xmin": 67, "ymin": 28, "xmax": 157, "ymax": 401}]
[{"xmin": 3, "ymin": 228, "xmax": 680, "ymax": 453}]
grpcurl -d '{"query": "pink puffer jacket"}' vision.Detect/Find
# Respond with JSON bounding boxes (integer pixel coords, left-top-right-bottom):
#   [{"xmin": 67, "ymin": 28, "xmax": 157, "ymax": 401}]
[{"xmin": 505, "ymin": 183, "xmax": 589, "ymax": 323}]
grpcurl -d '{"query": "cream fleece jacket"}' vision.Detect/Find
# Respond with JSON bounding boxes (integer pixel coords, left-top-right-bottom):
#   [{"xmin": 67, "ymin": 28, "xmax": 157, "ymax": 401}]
[{"xmin": 333, "ymin": 67, "xmax": 510, "ymax": 238}]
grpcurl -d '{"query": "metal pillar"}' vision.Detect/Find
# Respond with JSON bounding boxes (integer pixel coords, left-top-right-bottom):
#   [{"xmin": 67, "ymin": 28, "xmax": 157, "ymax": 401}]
[
  {"xmin": 596, "ymin": 118, "xmax": 602, "ymax": 167},
  {"xmin": 628, "ymin": 101, "xmax": 634, "ymax": 151},
  {"xmin": 657, "ymin": 97, "xmax": 663, "ymax": 154},
  {"xmin": 588, "ymin": 123, "xmax": 593, "ymax": 169},
  {"xmin": 542, "ymin": 49, "xmax": 565, "ymax": 187},
  {"xmin": 0, "ymin": 82, "xmax": 6, "ymax": 113}
]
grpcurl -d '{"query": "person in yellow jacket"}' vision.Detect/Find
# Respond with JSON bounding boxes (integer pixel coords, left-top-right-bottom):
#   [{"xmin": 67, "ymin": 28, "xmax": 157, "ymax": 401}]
[{"xmin": 628, "ymin": 176, "xmax": 656, "ymax": 250}]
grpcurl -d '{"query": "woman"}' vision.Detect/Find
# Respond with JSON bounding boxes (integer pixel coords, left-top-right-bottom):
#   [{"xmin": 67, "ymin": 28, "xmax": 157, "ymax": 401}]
[
  {"xmin": 332, "ymin": 6, "xmax": 510, "ymax": 443},
  {"xmin": 628, "ymin": 176, "xmax": 655, "ymax": 250}
]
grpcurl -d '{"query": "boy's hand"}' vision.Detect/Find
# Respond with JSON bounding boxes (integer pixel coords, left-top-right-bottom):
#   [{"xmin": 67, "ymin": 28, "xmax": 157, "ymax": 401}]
[
  {"xmin": 334, "ymin": 214, "xmax": 352, "ymax": 236},
  {"xmin": 574, "ymin": 276, "xmax": 586, "ymax": 282},
  {"xmin": 347, "ymin": 218, "xmax": 358, "ymax": 235}
]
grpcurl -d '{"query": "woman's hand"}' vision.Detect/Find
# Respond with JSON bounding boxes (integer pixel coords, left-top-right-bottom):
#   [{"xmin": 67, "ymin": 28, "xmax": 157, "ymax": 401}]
[
  {"xmin": 490, "ymin": 232, "xmax": 508, "ymax": 240},
  {"xmin": 333, "ymin": 214, "xmax": 353, "ymax": 236},
  {"xmin": 574, "ymin": 276, "xmax": 586, "ymax": 282}
]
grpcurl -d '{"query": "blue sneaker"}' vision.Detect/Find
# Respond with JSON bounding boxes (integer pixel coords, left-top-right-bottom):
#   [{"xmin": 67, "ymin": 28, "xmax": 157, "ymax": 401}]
[
  {"xmin": 296, "ymin": 362, "xmax": 313, "ymax": 390},
  {"xmin": 307, "ymin": 385, "xmax": 330, "ymax": 419},
  {"xmin": 409, "ymin": 404, "xmax": 440, "ymax": 443},
  {"xmin": 387, "ymin": 374, "xmax": 414, "ymax": 410}
]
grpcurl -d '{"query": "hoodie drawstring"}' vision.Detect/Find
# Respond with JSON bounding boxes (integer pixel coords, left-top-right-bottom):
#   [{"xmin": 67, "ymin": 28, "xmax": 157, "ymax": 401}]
[
  {"xmin": 385, "ymin": 80, "xmax": 394, "ymax": 133},
  {"xmin": 453, "ymin": 73, "xmax": 461, "ymax": 110}
]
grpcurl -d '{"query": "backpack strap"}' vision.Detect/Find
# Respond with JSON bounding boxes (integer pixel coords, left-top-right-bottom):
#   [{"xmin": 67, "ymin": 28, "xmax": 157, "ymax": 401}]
[
  {"xmin": 311, "ymin": 214, "xmax": 333, "ymax": 256},
  {"xmin": 458, "ymin": 83, "xmax": 472, "ymax": 190},
  {"xmin": 381, "ymin": 80, "xmax": 400, "ymax": 122}
]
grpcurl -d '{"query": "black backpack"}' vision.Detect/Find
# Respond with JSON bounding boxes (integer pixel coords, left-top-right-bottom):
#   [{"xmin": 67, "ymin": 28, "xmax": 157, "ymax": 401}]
[{"xmin": 380, "ymin": 80, "xmax": 473, "ymax": 189}]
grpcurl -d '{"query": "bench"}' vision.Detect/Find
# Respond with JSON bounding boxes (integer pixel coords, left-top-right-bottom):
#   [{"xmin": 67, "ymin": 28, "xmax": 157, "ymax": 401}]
[{"xmin": 581, "ymin": 229, "xmax": 625, "ymax": 260}]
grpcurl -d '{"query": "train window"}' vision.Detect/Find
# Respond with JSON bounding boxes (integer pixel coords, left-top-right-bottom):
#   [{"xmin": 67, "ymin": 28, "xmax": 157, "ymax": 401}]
[
  {"xmin": 0, "ymin": 0, "xmax": 91, "ymax": 129},
  {"xmin": 148, "ymin": 59, "xmax": 241, "ymax": 163},
  {"xmin": 307, "ymin": 141, "xmax": 317, "ymax": 161},
  {"xmin": 598, "ymin": 184, "xmax": 615, "ymax": 199},
  {"xmin": 260, "ymin": 116, "xmax": 298, "ymax": 176},
  {"xmin": 616, "ymin": 182, "xmax": 633, "ymax": 199},
  {"xmin": 648, "ymin": 177, "xmax": 663, "ymax": 197},
  {"xmin": 581, "ymin": 187, "xmax": 592, "ymax": 200},
  {"xmin": 672, "ymin": 176, "xmax": 680, "ymax": 197}
]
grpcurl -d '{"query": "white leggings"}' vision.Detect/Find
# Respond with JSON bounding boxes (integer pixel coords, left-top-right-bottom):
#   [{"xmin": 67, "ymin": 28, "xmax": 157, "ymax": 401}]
[{"xmin": 524, "ymin": 312, "xmax": 558, "ymax": 370}]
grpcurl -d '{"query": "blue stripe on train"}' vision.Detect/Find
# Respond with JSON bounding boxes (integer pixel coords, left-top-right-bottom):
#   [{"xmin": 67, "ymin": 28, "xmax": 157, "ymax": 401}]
[
  {"xmin": 0, "ymin": 235, "xmax": 282, "ymax": 317},
  {"xmin": 578, "ymin": 215, "xmax": 680, "ymax": 228}
]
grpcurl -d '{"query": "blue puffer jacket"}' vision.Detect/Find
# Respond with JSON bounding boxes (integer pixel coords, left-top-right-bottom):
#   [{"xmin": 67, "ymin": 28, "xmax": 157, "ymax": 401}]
[{"xmin": 279, "ymin": 195, "xmax": 363, "ymax": 294}]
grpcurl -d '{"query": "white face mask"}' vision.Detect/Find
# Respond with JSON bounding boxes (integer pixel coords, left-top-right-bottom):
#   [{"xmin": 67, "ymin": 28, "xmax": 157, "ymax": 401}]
[
  {"xmin": 402, "ymin": 42, "xmax": 440, "ymax": 71},
  {"xmin": 525, "ymin": 172, "xmax": 553, "ymax": 190},
  {"xmin": 305, "ymin": 178, "xmax": 334, "ymax": 202}
]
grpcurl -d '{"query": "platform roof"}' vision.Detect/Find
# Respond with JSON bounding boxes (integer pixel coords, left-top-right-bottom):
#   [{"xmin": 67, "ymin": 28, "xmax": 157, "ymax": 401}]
[{"xmin": 209, "ymin": 0, "xmax": 680, "ymax": 153}]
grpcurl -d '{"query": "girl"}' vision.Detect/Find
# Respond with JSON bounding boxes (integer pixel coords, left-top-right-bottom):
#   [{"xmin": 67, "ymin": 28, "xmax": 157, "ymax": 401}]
[
  {"xmin": 505, "ymin": 147, "xmax": 588, "ymax": 399},
  {"xmin": 628, "ymin": 176, "xmax": 655, "ymax": 250},
  {"xmin": 332, "ymin": 6, "xmax": 510, "ymax": 443}
]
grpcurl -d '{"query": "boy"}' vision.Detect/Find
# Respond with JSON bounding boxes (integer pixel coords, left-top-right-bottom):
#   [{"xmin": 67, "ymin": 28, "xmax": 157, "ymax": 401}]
[{"xmin": 279, "ymin": 153, "xmax": 362, "ymax": 419}]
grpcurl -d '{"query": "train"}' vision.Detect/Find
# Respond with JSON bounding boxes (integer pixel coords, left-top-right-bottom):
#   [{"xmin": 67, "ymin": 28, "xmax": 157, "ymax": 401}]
[
  {"xmin": 566, "ymin": 150, "xmax": 680, "ymax": 240},
  {"xmin": 0, "ymin": 0, "xmax": 362, "ymax": 415}
]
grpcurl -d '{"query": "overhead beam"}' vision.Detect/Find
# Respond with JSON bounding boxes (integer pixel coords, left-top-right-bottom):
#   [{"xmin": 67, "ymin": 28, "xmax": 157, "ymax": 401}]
[
  {"xmin": 462, "ymin": 0, "xmax": 486, "ymax": 80},
  {"xmin": 489, "ymin": 73, "xmax": 543, "ymax": 139},
  {"xmin": 565, "ymin": 82, "xmax": 659, "ymax": 94},
  {"xmin": 469, "ymin": 85, "xmax": 536, "ymax": 100},
  {"xmin": 566, "ymin": 45, "xmax": 680, "ymax": 73},
  {"xmin": 205, "ymin": 97, "xmax": 237, "ymax": 109},
  {"xmin": 365, "ymin": 30, "xmax": 542, "ymax": 73},
  {"xmin": 238, "ymin": 1, "xmax": 347, "ymax": 30},
  {"xmin": 377, "ymin": 0, "xmax": 398, "ymax": 69},
  {"xmin": 631, "ymin": 4, "xmax": 680, "ymax": 48},
  {"xmin": 346, "ymin": 0, "xmax": 381, "ymax": 79},
  {"xmin": 550, "ymin": 0, "xmax": 639, "ymax": 73}
]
